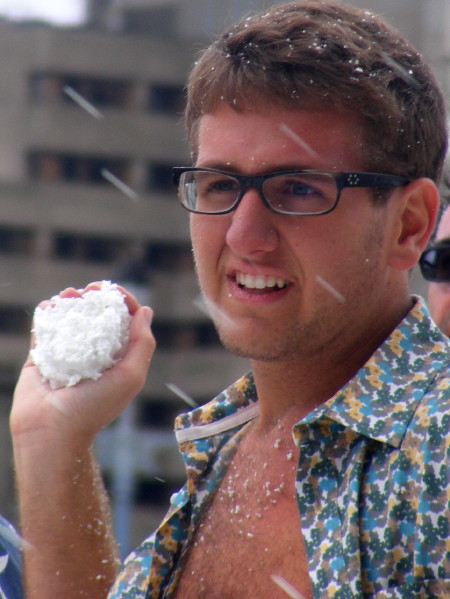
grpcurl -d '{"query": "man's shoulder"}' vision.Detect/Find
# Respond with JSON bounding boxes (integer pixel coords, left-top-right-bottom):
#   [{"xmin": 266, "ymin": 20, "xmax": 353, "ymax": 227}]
[{"xmin": 403, "ymin": 366, "xmax": 450, "ymax": 450}]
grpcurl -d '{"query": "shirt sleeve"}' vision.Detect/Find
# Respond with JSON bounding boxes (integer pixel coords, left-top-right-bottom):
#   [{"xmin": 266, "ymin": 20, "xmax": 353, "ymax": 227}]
[{"xmin": 107, "ymin": 534, "xmax": 155, "ymax": 599}]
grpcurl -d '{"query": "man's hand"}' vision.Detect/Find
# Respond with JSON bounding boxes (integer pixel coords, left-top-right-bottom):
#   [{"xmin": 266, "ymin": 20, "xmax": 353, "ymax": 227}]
[
  {"xmin": 10, "ymin": 282, "xmax": 156, "ymax": 599},
  {"xmin": 11, "ymin": 282, "xmax": 155, "ymax": 444}
]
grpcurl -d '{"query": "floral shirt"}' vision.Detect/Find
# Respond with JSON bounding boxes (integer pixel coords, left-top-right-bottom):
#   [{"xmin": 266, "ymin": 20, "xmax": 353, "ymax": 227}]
[{"xmin": 108, "ymin": 298, "xmax": 450, "ymax": 599}]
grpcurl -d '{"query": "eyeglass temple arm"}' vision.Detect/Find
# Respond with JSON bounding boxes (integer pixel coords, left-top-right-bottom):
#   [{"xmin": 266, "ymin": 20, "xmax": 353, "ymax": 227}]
[{"xmin": 338, "ymin": 173, "xmax": 410, "ymax": 190}]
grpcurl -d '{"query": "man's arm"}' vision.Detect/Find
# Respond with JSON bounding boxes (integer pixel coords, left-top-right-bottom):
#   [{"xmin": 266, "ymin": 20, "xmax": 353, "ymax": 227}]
[{"xmin": 10, "ymin": 285, "xmax": 155, "ymax": 599}]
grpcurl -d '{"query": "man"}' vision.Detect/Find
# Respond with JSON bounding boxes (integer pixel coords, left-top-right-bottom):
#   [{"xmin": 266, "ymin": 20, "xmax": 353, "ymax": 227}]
[
  {"xmin": 420, "ymin": 205, "xmax": 450, "ymax": 335},
  {"xmin": 10, "ymin": 2, "xmax": 450, "ymax": 598}
]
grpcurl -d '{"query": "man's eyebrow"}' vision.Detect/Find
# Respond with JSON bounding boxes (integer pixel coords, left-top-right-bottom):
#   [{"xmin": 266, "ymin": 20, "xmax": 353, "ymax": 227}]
[
  {"xmin": 195, "ymin": 162, "xmax": 320, "ymax": 173},
  {"xmin": 194, "ymin": 162, "xmax": 236, "ymax": 171}
]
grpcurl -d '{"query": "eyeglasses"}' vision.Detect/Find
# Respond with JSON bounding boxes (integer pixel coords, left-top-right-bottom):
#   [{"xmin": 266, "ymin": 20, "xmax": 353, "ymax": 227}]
[
  {"xmin": 173, "ymin": 167, "xmax": 410, "ymax": 216},
  {"xmin": 419, "ymin": 242, "xmax": 450, "ymax": 282}
]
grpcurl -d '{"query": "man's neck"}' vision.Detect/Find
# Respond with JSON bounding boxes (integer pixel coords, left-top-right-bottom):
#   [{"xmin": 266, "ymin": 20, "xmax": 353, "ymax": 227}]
[{"xmin": 249, "ymin": 297, "xmax": 414, "ymax": 431}]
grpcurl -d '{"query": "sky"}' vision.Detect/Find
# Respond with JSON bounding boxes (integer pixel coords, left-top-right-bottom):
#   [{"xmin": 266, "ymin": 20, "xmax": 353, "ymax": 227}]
[{"xmin": 0, "ymin": 0, "xmax": 86, "ymax": 25}]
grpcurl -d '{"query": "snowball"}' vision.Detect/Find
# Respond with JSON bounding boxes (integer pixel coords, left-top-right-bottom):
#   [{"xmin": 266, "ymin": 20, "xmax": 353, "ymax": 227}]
[{"xmin": 31, "ymin": 281, "xmax": 131, "ymax": 389}]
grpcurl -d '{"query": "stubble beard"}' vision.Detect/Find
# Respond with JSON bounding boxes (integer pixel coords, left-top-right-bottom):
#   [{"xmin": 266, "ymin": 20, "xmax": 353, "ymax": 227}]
[
  {"xmin": 212, "ymin": 310, "xmax": 333, "ymax": 363},
  {"xmin": 211, "ymin": 250, "xmax": 386, "ymax": 365},
  {"xmin": 196, "ymin": 206, "xmax": 388, "ymax": 364}
]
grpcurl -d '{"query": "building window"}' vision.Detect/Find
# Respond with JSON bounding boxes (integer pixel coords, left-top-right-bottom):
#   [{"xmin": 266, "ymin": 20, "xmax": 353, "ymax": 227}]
[
  {"xmin": 53, "ymin": 232, "xmax": 128, "ymax": 264},
  {"xmin": 147, "ymin": 162, "xmax": 175, "ymax": 192},
  {"xmin": 145, "ymin": 243, "xmax": 193, "ymax": 271},
  {"xmin": 0, "ymin": 307, "xmax": 31, "ymax": 334},
  {"xmin": 152, "ymin": 322, "xmax": 220, "ymax": 349},
  {"xmin": 0, "ymin": 227, "xmax": 34, "ymax": 256},
  {"xmin": 122, "ymin": 6, "xmax": 176, "ymax": 36},
  {"xmin": 28, "ymin": 151, "xmax": 131, "ymax": 186},
  {"xmin": 0, "ymin": 366, "xmax": 18, "ymax": 394},
  {"xmin": 138, "ymin": 398, "xmax": 180, "ymax": 428},
  {"xmin": 148, "ymin": 83, "xmax": 184, "ymax": 115},
  {"xmin": 30, "ymin": 72, "xmax": 133, "ymax": 109},
  {"xmin": 134, "ymin": 477, "xmax": 177, "ymax": 507},
  {"xmin": 29, "ymin": 73, "xmax": 63, "ymax": 102}
]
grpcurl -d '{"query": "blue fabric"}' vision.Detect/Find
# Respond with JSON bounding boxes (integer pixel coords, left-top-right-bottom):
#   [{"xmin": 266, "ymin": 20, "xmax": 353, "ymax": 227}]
[{"xmin": 0, "ymin": 516, "xmax": 23, "ymax": 599}]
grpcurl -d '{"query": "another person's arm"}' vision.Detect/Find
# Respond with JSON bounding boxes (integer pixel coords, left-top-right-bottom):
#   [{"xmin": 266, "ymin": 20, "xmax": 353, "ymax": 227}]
[{"xmin": 10, "ymin": 284, "xmax": 155, "ymax": 599}]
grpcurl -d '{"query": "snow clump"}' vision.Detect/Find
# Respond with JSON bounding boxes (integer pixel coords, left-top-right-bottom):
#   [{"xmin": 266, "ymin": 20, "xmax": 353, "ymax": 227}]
[{"xmin": 31, "ymin": 281, "xmax": 131, "ymax": 389}]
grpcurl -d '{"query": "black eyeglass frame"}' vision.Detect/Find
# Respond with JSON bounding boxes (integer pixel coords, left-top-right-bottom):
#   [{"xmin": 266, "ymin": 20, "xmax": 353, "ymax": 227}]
[
  {"xmin": 419, "ymin": 241, "xmax": 450, "ymax": 283},
  {"xmin": 173, "ymin": 166, "xmax": 410, "ymax": 216}
]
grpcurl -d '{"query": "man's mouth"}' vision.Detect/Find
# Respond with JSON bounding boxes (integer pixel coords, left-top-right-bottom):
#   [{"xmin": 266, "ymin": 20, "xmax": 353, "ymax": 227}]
[{"xmin": 235, "ymin": 272, "xmax": 288, "ymax": 291}]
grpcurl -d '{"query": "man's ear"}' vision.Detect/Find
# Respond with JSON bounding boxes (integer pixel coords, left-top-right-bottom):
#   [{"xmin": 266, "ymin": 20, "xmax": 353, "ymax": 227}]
[{"xmin": 388, "ymin": 178, "xmax": 439, "ymax": 271}]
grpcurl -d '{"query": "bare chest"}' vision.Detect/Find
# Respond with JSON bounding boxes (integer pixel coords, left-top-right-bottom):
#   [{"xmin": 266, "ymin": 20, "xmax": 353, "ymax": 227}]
[{"xmin": 173, "ymin": 431, "xmax": 312, "ymax": 599}]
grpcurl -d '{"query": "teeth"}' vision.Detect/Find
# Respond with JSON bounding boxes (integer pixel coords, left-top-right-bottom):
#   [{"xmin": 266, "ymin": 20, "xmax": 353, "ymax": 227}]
[{"xmin": 236, "ymin": 272, "xmax": 287, "ymax": 289}]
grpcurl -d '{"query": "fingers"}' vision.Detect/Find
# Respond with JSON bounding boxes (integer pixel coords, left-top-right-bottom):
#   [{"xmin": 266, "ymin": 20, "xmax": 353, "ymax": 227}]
[
  {"xmin": 59, "ymin": 286, "xmax": 84, "ymax": 299},
  {"xmin": 119, "ymin": 305, "xmax": 156, "ymax": 392},
  {"xmin": 14, "ymin": 300, "xmax": 156, "ymax": 440},
  {"xmin": 114, "ymin": 285, "xmax": 141, "ymax": 313},
  {"xmin": 58, "ymin": 282, "xmax": 142, "ymax": 314}
]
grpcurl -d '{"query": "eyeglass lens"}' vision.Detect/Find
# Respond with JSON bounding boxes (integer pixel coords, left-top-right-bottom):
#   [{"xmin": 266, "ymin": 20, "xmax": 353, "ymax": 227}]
[
  {"xmin": 180, "ymin": 170, "xmax": 338, "ymax": 215},
  {"xmin": 420, "ymin": 244, "xmax": 450, "ymax": 282}
]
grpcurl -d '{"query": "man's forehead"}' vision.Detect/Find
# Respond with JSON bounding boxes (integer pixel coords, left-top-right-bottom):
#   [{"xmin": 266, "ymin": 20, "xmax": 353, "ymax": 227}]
[{"xmin": 196, "ymin": 102, "xmax": 366, "ymax": 172}]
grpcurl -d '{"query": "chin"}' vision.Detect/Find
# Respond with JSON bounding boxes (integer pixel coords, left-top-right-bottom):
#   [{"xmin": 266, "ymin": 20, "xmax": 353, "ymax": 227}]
[
  {"xmin": 218, "ymin": 329, "xmax": 294, "ymax": 362},
  {"xmin": 218, "ymin": 329, "xmax": 264, "ymax": 360}
]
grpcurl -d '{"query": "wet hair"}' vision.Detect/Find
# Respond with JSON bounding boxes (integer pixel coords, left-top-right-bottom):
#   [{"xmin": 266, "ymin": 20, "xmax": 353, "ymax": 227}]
[{"xmin": 185, "ymin": 0, "xmax": 447, "ymax": 183}]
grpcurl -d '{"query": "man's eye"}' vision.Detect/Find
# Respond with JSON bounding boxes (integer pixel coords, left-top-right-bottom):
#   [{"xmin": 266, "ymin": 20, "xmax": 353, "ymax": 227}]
[
  {"xmin": 285, "ymin": 180, "xmax": 316, "ymax": 196},
  {"xmin": 208, "ymin": 178, "xmax": 238, "ymax": 192},
  {"xmin": 278, "ymin": 178, "xmax": 325, "ymax": 199}
]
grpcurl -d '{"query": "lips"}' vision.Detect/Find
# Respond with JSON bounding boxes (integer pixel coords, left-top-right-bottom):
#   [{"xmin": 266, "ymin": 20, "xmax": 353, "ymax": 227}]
[{"xmin": 235, "ymin": 271, "xmax": 288, "ymax": 291}]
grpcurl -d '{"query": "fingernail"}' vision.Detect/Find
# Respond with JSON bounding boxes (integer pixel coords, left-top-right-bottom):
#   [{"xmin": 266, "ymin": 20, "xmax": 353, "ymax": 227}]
[{"xmin": 142, "ymin": 306, "xmax": 153, "ymax": 326}]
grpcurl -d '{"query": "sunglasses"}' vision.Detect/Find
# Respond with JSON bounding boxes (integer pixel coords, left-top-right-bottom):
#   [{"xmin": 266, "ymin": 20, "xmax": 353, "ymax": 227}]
[{"xmin": 419, "ymin": 241, "xmax": 450, "ymax": 282}]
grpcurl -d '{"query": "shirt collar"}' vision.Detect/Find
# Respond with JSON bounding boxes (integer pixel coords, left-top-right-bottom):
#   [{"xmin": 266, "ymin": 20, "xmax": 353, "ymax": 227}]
[
  {"xmin": 174, "ymin": 372, "xmax": 258, "ymax": 444},
  {"xmin": 175, "ymin": 297, "xmax": 450, "ymax": 449},
  {"xmin": 296, "ymin": 298, "xmax": 450, "ymax": 447}
]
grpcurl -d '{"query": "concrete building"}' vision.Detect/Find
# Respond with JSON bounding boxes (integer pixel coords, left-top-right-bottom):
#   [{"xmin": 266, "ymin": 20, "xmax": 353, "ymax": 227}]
[{"xmin": 0, "ymin": 20, "xmax": 247, "ymax": 552}]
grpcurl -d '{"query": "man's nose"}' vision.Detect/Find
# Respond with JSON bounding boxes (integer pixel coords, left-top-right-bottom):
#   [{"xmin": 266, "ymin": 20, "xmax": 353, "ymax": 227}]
[{"xmin": 225, "ymin": 187, "xmax": 279, "ymax": 256}]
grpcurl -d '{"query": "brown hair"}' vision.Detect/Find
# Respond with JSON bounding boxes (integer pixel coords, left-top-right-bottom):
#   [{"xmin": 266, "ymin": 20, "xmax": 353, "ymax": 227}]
[{"xmin": 185, "ymin": 0, "xmax": 447, "ymax": 182}]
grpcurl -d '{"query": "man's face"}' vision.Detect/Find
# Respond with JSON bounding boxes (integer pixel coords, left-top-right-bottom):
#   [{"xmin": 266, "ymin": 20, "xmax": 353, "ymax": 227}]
[
  {"xmin": 190, "ymin": 102, "xmax": 405, "ymax": 363},
  {"xmin": 427, "ymin": 209, "xmax": 450, "ymax": 336}
]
